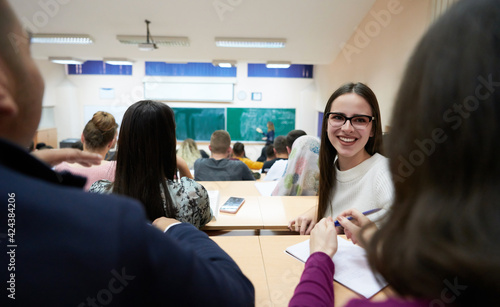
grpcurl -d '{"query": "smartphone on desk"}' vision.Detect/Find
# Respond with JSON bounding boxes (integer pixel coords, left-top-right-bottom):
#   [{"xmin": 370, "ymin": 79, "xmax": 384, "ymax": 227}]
[{"xmin": 219, "ymin": 197, "xmax": 245, "ymax": 214}]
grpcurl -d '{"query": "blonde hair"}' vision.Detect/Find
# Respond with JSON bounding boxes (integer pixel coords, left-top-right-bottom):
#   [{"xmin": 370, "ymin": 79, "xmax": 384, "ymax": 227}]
[
  {"xmin": 267, "ymin": 121, "xmax": 275, "ymax": 131},
  {"xmin": 177, "ymin": 138, "xmax": 201, "ymax": 169}
]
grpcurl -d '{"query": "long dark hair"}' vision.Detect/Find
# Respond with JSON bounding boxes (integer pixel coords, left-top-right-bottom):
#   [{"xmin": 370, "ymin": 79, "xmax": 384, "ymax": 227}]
[
  {"xmin": 113, "ymin": 100, "xmax": 178, "ymax": 221},
  {"xmin": 317, "ymin": 82, "xmax": 383, "ymax": 219},
  {"xmin": 365, "ymin": 0, "xmax": 500, "ymax": 304}
]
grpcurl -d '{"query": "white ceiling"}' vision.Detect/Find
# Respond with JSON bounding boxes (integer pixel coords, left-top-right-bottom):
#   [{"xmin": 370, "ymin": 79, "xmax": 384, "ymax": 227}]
[{"xmin": 9, "ymin": 0, "xmax": 376, "ymax": 65}]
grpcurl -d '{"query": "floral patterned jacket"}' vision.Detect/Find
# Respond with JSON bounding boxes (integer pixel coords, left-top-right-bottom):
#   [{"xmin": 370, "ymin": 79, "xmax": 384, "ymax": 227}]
[{"xmin": 89, "ymin": 177, "xmax": 212, "ymax": 229}]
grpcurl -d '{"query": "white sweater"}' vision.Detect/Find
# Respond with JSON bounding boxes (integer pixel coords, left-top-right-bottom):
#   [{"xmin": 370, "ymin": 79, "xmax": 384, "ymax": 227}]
[{"xmin": 324, "ymin": 153, "xmax": 394, "ymax": 223}]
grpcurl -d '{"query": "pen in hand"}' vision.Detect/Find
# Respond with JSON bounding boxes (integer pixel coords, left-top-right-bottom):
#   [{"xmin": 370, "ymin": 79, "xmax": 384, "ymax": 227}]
[{"xmin": 334, "ymin": 208, "xmax": 382, "ymax": 227}]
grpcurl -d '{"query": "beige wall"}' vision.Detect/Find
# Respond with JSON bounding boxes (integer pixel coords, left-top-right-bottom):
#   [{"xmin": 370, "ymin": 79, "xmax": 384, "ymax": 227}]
[{"xmin": 314, "ymin": 0, "xmax": 432, "ymax": 131}]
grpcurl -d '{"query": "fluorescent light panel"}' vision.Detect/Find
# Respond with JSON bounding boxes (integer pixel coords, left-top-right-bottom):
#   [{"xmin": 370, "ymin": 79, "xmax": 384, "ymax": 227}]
[
  {"xmin": 32, "ymin": 34, "xmax": 93, "ymax": 44},
  {"xmin": 117, "ymin": 35, "xmax": 190, "ymax": 47},
  {"xmin": 266, "ymin": 61, "xmax": 291, "ymax": 69},
  {"xmin": 103, "ymin": 58, "xmax": 134, "ymax": 65},
  {"xmin": 215, "ymin": 37, "xmax": 286, "ymax": 48},
  {"xmin": 49, "ymin": 57, "xmax": 84, "ymax": 65},
  {"xmin": 138, "ymin": 43, "xmax": 156, "ymax": 51},
  {"xmin": 212, "ymin": 60, "xmax": 236, "ymax": 68}
]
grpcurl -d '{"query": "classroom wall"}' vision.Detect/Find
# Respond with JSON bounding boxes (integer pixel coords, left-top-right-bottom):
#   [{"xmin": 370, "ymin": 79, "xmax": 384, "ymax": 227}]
[
  {"xmin": 35, "ymin": 60, "xmax": 317, "ymax": 160},
  {"xmin": 314, "ymin": 0, "xmax": 432, "ymax": 131},
  {"xmin": 35, "ymin": 58, "xmax": 316, "ymax": 159},
  {"xmin": 34, "ymin": 0, "xmax": 432, "ymax": 160}
]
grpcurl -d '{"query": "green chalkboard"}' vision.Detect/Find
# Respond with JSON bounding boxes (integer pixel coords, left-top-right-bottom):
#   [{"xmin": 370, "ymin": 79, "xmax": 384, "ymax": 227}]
[
  {"xmin": 227, "ymin": 108, "xmax": 296, "ymax": 141},
  {"xmin": 173, "ymin": 108, "xmax": 225, "ymax": 141}
]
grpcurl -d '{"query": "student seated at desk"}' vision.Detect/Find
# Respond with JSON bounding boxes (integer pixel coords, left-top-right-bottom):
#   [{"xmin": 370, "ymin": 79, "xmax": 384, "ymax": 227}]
[
  {"xmin": 264, "ymin": 144, "xmax": 276, "ymax": 161},
  {"xmin": 90, "ymin": 100, "xmax": 211, "ymax": 229},
  {"xmin": 262, "ymin": 135, "xmax": 288, "ymax": 176},
  {"xmin": 194, "ymin": 130, "xmax": 255, "ymax": 181},
  {"xmin": 289, "ymin": 82, "xmax": 393, "ymax": 235},
  {"xmin": 290, "ymin": 1, "xmax": 500, "ymax": 305},
  {"xmin": 176, "ymin": 138, "xmax": 202, "ymax": 170},
  {"xmin": 264, "ymin": 130, "xmax": 307, "ymax": 180},
  {"xmin": 272, "ymin": 135, "xmax": 320, "ymax": 196},
  {"xmin": 55, "ymin": 111, "xmax": 117, "ymax": 191},
  {"xmin": 232, "ymin": 142, "xmax": 264, "ymax": 170}
]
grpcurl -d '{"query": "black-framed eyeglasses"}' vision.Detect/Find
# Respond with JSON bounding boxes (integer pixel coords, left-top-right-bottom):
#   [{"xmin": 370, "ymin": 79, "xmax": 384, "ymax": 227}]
[{"xmin": 325, "ymin": 112, "xmax": 375, "ymax": 129}]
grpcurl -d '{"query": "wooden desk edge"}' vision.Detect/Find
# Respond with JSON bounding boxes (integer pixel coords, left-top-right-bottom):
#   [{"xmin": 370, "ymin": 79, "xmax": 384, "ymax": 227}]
[{"xmin": 202, "ymin": 225, "xmax": 264, "ymax": 231}]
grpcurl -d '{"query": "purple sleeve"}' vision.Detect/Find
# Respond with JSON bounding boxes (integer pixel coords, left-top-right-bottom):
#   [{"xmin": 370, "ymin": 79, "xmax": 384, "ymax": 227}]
[{"xmin": 289, "ymin": 252, "xmax": 335, "ymax": 307}]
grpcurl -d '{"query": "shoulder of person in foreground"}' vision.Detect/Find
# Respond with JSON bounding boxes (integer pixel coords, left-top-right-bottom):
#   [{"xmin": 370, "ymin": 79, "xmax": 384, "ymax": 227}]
[{"xmin": 1, "ymin": 160, "xmax": 252, "ymax": 306}]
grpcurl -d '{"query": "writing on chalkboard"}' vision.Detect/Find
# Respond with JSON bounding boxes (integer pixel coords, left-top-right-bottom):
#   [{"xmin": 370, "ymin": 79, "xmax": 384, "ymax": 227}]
[
  {"xmin": 171, "ymin": 107, "xmax": 296, "ymax": 141},
  {"xmin": 227, "ymin": 108, "xmax": 295, "ymax": 141}
]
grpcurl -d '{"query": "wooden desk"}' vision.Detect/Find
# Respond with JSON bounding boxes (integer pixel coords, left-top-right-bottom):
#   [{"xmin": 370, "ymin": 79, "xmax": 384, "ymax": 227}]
[
  {"xmin": 211, "ymin": 236, "xmax": 270, "ymax": 306},
  {"xmin": 199, "ymin": 181, "xmax": 319, "ymax": 232},
  {"xmin": 198, "ymin": 181, "xmax": 262, "ymax": 198},
  {"xmin": 212, "ymin": 235, "xmax": 390, "ymax": 307},
  {"xmin": 259, "ymin": 196, "xmax": 317, "ymax": 230},
  {"xmin": 202, "ymin": 193, "xmax": 318, "ymax": 232},
  {"xmin": 203, "ymin": 196, "xmax": 264, "ymax": 230},
  {"xmin": 200, "ymin": 181, "xmax": 264, "ymax": 231},
  {"xmin": 259, "ymin": 236, "xmax": 390, "ymax": 306}
]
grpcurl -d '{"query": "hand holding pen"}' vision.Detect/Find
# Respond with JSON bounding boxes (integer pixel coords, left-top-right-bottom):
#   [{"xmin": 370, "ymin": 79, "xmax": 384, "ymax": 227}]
[
  {"xmin": 335, "ymin": 208, "xmax": 380, "ymax": 246},
  {"xmin": 334, "ymin": 208, "xmax": 381, "ymax": 227}
]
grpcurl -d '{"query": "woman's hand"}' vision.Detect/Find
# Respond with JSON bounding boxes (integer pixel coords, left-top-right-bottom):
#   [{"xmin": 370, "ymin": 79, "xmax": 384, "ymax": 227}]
[
  {"xmin": 336, "ymin": 208, "xmax": 376, "ymax": 246},
  {"xmin": 309, "ymin": 217, "xmax": 338, "ymax": 258},
  {"xmin": 288, "ymin": 206, "xmax": 317, "ymax": 235}
]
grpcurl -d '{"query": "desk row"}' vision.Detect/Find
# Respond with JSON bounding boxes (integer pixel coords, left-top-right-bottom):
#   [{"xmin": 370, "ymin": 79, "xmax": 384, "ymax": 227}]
[
  {"xmin": 212, "ymin": 235, "xmax": 391, "ymax": 307},
  {"xmin": 202, "ymin": 195, "xmax": 317, "ymax": 231}
]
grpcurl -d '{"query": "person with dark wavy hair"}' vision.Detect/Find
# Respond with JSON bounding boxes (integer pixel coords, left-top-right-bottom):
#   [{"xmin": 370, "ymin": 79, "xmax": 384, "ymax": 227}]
[
  {"xmin": 290, "ymin": 0, "xmax": 500, "ymax": 306},
  {"xmin": 90, "ymin": 100, "xmax": 211, "ymax": 229},
  {"xmin": 289, "ymin": 82, "xmax": 393, "ymax": 235},
  {"xmin": 55, "ymin": 111, "xmax": 117, "ymax": 190}
]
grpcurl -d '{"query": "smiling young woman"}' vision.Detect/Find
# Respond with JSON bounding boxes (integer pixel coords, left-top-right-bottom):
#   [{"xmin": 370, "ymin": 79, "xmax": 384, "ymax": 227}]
[{"xmin": 288, "ymin": 82, "xmax": 394, "ymax": 235}]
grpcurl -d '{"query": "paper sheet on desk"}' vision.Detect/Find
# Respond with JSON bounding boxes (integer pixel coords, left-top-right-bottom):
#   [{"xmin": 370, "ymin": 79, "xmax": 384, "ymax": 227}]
[
  {"xmin": 285, "ymin": 237, "xmax": 387, "ymax": 298},
  {"xmin": 207, "ymin": 190, "xmax": 219, "ymax": 219},
  {"xmin": 255, "ymin": 181, "xmax": 278, "ymax": 196}
]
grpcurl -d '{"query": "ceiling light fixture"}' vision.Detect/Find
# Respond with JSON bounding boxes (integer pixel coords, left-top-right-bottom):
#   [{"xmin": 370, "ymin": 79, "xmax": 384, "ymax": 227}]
[
  {"xmin": 117, "ymin": 35, "xmax": 190, "ymax": 47},
  {"xmin": 32, "ymin": 34, "xmax": 93, "ymax": 44},
  {"xmin": 215, "ymin": 37, "xmax": 286, "ymax": 48},
  {"xmin": 266, "ymin": 61, "xmax": 291, "ymax": 69},
  {"xmin": 103, "ymin": 58, "xmax": 134, "ymax": 65},
  {"xmin": 212, "ymin": 60, "xmax": 237, "ymax": 68},
  {"xmin": 49, "ymin": 57, "xmax": 84, "ymax": 65}
]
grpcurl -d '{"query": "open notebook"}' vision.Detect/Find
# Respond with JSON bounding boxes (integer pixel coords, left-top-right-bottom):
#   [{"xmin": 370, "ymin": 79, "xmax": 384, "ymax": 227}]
[{"xmin": 285, "ymin": 237, "xmax": 387, "ymax": 298}]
